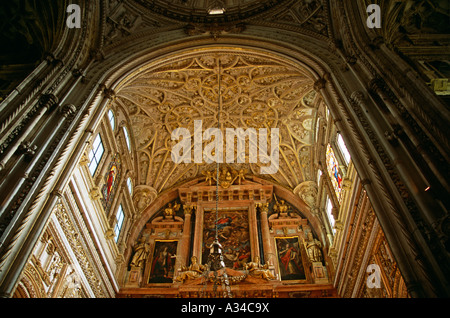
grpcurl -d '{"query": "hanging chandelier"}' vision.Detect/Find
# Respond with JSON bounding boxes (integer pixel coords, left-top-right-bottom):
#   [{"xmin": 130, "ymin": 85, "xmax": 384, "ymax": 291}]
[{"xmin": 202, "ymin": 59, "xmax": 232, "ymax": 298}]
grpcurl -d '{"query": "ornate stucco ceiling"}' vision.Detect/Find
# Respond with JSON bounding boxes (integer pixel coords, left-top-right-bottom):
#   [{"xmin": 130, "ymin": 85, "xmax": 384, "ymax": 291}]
[
  {"xmin": 103, "ymin": 0, "xmax": 330, "ymax": 50},
  {"xmin": 113, "ymin": 48, "xmax": 320, "ymax": 200},
  {"xmin": 131, "ymin": 0, "xmax": 289, "ymax": 22}
]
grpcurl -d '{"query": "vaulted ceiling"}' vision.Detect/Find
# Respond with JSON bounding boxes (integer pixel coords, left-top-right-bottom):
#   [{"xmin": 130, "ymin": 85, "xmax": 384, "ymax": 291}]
[
  {"xmin": 131, "ymin": 0, "xmax": 289, "ymax": 22},
  {"xmin": 0, "ymin": 0, "xmax": 68, "ymax": 99},
  {"xmin": 113, "ymin": 48, "xmax": 321, "ymax": 196}
]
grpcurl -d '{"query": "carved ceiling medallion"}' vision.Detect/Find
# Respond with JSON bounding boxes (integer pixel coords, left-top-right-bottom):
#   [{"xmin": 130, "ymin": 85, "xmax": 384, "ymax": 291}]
[{"xmin": 113, "ymin": 48, "xmax": 319, "ymax": 197}]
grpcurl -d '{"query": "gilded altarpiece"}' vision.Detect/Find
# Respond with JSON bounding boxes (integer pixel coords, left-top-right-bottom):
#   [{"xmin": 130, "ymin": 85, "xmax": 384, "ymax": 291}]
[
  {"xmin": 120, "ymin": 168, "xmax": 337, "ymax": 298},
  {"xmin": 126, "ymin": 199, "xmax": 184, "ymax": 289}
]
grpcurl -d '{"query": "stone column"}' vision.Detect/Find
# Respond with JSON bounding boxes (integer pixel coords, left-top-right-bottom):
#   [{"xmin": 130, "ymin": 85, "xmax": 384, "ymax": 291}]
[
  {"xmin": 0, "ymin": 93, "xmax": 58, "ymax": 172},
  {"xmin": 179, "ymin": 205, "xmax": 194, "ymax": 268},
  {"xmin": 192, "ymin": 205, "xmax": 204, "ymax": 264},
  {"xmin": 0, "ymin": 82, "xmax": 115, "ymax": 297},
  {"xmin": 248, "ymin": 202, "xmax": 259, "ymax": 261},
  {"xmin": 348, "ymin": 90, "xmax": 443, "ymax": 297},
  {"xmin": 369, "ymin": 79, "xmax": 444, "ymax": 226},
  {"xmin": 257, "ymin": 202, "xmax": 275, "ymax": 266}
]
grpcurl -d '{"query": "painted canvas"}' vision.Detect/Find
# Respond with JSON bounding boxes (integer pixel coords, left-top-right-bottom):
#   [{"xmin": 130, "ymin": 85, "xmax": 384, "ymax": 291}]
[
  {"xmin": 202, "ymin": 209, "xmax": 250, "ymax": 270},
  {"xmin": 148, "ymin": 240, "xmax": 178, "ymax": 283},
  {"xmin": 275, "ymin": 237, "xmax": 306, "ymax": 281}
]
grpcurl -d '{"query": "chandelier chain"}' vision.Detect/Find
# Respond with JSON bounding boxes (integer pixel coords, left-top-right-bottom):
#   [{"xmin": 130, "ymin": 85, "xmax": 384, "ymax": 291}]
[{"xmin": 215, "ymin": 60, "xmax": 221, "ymax": 241}]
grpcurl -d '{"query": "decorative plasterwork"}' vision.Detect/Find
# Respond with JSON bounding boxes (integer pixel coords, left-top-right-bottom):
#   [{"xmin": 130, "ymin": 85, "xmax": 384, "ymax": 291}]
[
  {"xmin": 113, "ymin": 48, "xmax": 319, "ymax": 204},
  {"xmin": 130, "ymin": 0, "xmax": 289, "ymax": 23},
  {"xmin": 177, "ymin": 166, "xmax": 274, "ymax": 204},
  {"xmin": 53, "ymin": 199, "xmax": 107, "ymax": 298},
  {"xmin": 261, "ymin": 0, "xmax": 330, "ymax": 38},
  {"xmin": 362, "ymin": 0, "xmax": 450, "ymax": 49},
  {"xmin": 101, "ymin": 0, "xmax": 332, "ymax": 53}
]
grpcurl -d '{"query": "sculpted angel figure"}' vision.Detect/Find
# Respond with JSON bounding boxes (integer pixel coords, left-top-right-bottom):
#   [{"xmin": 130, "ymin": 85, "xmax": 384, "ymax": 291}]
[
  {"xmin": 163, "ymin": 202, "xmax": 181, "ymax": 220},
  {"xmin": 236, "ymin": 169, "xmax": 246, "ymax": 185},
  {"xmin": 273, "ymin": 194, "xmax": 290, "ymax": 218},
  {"xmin": 202, "ymin": 170, "xmax": 214, "ymax": 186}
]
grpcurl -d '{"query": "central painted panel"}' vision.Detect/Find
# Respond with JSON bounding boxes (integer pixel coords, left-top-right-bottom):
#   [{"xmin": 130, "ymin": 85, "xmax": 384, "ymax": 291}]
[{"xmin": 202, "ymin": 208, "xmax": 251, "ymax": 270}]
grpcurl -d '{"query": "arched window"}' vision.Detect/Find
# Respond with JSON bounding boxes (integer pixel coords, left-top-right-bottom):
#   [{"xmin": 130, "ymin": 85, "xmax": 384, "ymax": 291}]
[
  {"xmin": 108, "ymin": 109, "xmax": 115, "ymax": 131},
  {"xmin": 326, "ymin": 197, "xmax": 335, "ymax": 234},
  {"xmin": 337, "ymin": 133, "xmax": 351, "ymax": 164},
  {"xmin": 88, "ymin": 134, "xmax": 104, "ymax": 176},
  {"xmin": 315, "ymin": 118, "xmax": 320, "ymax": 142},
  {"xmin": 127, "ymin": 177, "xmax": 133, "ymax": 195},
  {"xmin": 114, "ymin": 204, "xmax": 125, "ymax": 243},
  {"xmin": 326, "ymin": 144, "xmax": 342, "ymax": 202},
  {"xmin": 123, "ymin": 126, "xmax": 131, "ymax": 151}
]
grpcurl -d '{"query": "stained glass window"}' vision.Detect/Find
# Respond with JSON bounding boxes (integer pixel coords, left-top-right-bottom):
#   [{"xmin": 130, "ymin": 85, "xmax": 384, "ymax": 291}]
[
  {"xmin": 102, "ymin": 154, "xmax": 121, "ymax": 213},
  {"xmin": 326, "ymin": 144, "xmax": 342, "ymax": 202},
  {"xmin": 105, "ymin": 163, "xmax": 118, "ymax": 202}
]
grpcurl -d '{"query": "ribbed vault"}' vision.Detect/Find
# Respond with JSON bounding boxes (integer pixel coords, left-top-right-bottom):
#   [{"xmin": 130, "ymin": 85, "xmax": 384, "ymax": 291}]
[{"xmin": 112, "ymin": 47, "xmax": 322, "ymax": 205}]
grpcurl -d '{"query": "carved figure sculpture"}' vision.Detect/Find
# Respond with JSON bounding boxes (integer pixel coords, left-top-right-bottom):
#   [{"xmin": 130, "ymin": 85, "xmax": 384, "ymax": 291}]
[
  {"xmin": 175, "ymin": 256, "xmax": 206, "ymax": 282},
  {"xmin": 273, "ymin": 194, "xmax": 290, "ymax": 218},
  {"xmin": 130, "ymin": 237, "xmax": 150, "ymax": 268},
  {"xmin": 163, "ymin": 202, "xmax": 181, "ymax": 220},
  {"xmin": 244, "ymin": 256, "xmax": 276, "ymax": 280},
  {"xmin": 302, "ymin": 232, "xmax": 323, "ymax": 263},
  {"xmin": 202, "ymin": 170, "xmax": 214, "ymax": 186},
  {"xmin": 236, "ymin": 169, "xmax": 246, "ymax": 184}
]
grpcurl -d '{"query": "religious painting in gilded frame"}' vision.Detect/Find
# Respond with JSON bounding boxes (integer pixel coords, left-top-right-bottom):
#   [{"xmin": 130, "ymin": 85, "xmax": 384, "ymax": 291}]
[
  {"xmin": 148, "ymin": 240, "xmax": 178, "ymax": 283},
  {"xmin": 202, "ymin": 208, "xmax": 251, "ymax": 270},
  {"xmin": 275, "ymin": 237, "xmax": 306, "ymax": 281}
]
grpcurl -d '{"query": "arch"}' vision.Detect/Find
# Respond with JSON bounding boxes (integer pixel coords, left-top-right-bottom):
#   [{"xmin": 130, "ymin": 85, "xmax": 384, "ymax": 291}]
[
  {"xmin": 67, "ymin": 35, "xmax": 437, "ymax": 297},
  {"xmin": 14, "ymin": 265, "xmax": 45, "ymax": 298},
  {"xmin": 119, "ymin": 174, "xmax": 325, "ymax": 289},
  {"xmin": 87, "ymin": 32, "xmax": 449, "ymax": 296},
  {"xmin": 125, "ymin": 176, "xmax": 321, "ymax": 250},
  {"xmin": 86, "ymin": 38, "xmax": 333, "ymax": 243},
  {"xmin": 1, "ymin": 12, "xmax": 447, "ymax": 296}
]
